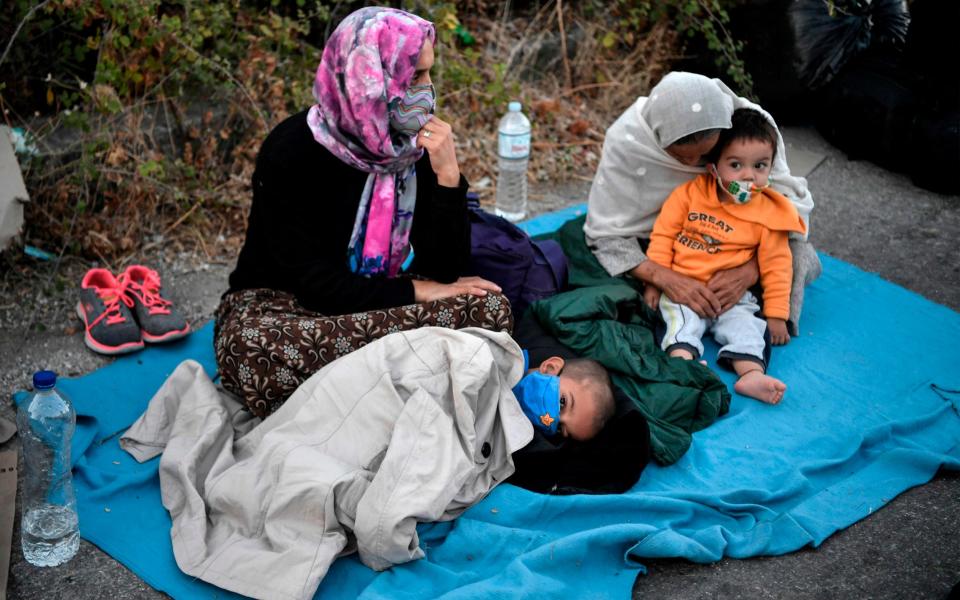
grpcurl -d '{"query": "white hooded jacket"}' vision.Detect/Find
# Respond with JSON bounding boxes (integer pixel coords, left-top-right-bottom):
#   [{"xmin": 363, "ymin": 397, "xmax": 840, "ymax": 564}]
[{"xmin": 121, "ymin": 327, "xmax": 533, "ymax": 600}]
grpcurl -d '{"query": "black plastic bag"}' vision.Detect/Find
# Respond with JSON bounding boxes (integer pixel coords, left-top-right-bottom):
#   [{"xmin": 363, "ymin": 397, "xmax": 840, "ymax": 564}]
[
  {"xmin": 904, "ymin": 0, "xmax": 960, "ymax": 113},
  {"xmin": 909, "ymin": 111, "xmax": 960, "ymax": 196},
  {"xmin": 790, "ymin": 0, "xmax": 910, "ymax": 90},
  {"xmin": 815, "ymin": 55, "xmax": 917, "ymax": 170}
]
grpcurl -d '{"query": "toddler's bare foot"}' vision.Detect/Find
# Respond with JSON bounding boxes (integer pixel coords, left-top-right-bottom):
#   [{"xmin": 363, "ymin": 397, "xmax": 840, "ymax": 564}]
[{"xmin": 734, "ymin": 370, "xmax": 786, "ymax": 404}]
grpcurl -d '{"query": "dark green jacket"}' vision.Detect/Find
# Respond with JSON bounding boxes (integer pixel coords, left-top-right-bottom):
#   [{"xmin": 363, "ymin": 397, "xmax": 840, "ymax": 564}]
[{"xmin": 530, "ymin": 215, "xmax": 730, "ymax": 464}]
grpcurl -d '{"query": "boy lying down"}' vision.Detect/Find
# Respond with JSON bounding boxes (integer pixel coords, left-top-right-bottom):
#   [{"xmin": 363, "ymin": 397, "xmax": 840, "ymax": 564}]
[
  {"xmin": 512, "ymin": 350, "xmax": 616, "ymax": 441},
  {"xmin": 120, "ymin": 327, "xmax": 622, "ymax": 600}
]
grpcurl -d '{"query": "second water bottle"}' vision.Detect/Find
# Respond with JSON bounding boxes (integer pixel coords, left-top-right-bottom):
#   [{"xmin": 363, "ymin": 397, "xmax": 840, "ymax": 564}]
[{"xmin": 17, "ymin": 370, "xmax": 79, "ymax": 567}]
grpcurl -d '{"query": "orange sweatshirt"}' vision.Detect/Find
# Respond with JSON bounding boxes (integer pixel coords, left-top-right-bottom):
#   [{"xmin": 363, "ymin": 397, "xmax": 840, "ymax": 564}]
[{"xmin": 647, "ymin": 173, "xmax": 807, "ymax": 320}]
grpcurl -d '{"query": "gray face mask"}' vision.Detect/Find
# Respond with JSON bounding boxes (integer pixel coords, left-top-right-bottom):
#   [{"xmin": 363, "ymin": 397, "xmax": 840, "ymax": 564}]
[{"xmin": 388, "ymin": 84, "xmax": 436, "ymax": 136}]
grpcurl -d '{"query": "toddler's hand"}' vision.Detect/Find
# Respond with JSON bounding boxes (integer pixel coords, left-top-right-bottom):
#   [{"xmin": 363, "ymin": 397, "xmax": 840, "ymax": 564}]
[
  {"xmin": 768, "ymin": 318, "xmax": 790, "ymax": 345},
  {"xmin": 643, "ymin": 285, "xmax": 661, "ymax": 311}
]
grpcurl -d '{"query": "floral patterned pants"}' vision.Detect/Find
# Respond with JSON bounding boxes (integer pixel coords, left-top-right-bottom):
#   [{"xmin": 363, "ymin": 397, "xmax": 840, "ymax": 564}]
[{"xmin": 214, "ymin": 288, "xmax": 514, "ymax": 418}]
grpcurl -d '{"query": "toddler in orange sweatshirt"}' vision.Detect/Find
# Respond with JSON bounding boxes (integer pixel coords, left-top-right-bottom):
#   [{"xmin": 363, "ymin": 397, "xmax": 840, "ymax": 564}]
[{"xmin": 644, "ymin": 108, "xmax": 806, "ymax": 404}]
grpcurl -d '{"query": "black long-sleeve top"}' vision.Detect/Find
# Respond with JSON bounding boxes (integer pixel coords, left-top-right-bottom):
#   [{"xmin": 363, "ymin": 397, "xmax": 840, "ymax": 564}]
[{"xmin": 228, "ymin": 110, "xmax": 470, "ymax": 315}]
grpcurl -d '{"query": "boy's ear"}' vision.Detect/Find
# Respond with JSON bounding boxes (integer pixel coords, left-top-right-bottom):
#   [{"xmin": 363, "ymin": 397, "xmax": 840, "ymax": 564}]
[{"xmin": 538, "ymin": 356, "xmax": 565, "ymax": 375}]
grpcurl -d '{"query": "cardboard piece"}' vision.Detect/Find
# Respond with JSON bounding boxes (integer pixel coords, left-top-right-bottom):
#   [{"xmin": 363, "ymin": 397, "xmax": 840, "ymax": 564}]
[{"xmin": 0, "ymin": 417, "xmax": 18, "ymax": 600}]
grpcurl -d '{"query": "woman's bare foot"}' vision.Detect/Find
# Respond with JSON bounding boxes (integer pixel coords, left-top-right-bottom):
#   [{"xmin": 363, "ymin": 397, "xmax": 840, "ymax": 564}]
[{"xmin": 734, "ymin": 369, "xmax": 786, "ymax": 404}]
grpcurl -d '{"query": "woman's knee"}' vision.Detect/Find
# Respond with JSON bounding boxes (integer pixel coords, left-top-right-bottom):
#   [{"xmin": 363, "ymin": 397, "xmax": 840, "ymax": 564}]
[{"xmin": 456, "ymin": 291, "xmax": 514, "ymax": 334}]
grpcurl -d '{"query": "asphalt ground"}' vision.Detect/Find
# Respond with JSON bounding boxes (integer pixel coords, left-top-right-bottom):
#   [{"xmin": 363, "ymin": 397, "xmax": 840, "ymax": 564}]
[{"xmin": 2, "ymin": 124, "xmax": 958, "ymax": 599}]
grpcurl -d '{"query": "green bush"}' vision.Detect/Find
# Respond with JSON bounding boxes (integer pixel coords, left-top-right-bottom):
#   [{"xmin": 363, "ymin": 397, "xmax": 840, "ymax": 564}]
[{"xmin": 602, "ymin": 0, "xmax": 753, "ymax": 95}]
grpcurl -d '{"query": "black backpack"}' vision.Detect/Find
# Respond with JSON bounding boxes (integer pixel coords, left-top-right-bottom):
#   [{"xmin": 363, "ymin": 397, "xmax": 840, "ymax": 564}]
[{"xmin": 466, "ymin": 201, "xmax": 568, "ymax": 318}]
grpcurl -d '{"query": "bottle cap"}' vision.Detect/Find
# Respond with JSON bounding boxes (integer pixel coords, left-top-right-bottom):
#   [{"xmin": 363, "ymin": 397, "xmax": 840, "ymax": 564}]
[
  {"xmin": 33, "ymin": 370, "xmax": 57, "ymax": 390},
  {"xmin": 508, "ymin": 101, "xmax": 522, "ymax": 112}
]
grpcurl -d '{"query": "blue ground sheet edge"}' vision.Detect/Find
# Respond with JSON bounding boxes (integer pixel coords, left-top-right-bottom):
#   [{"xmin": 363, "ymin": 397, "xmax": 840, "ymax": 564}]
[{"xmin": 11, "ymin": 203, "xmax": 960, "ymax": 599}]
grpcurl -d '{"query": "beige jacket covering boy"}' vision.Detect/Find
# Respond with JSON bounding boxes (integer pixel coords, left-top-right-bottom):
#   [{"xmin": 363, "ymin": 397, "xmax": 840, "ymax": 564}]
[{"xmin": 121, "ymin": 327, "xmax": 533, "ymax": 600}]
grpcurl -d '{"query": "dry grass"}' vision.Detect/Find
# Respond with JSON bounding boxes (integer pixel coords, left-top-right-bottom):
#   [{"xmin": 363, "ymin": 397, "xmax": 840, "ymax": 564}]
[
  {"xmin": 446, "ymin": 8, "xmax": 678, "ymax": 204},
  {"xmin": 10, "ymin": 4, "xmax": 680, "ymax": 269},
  {"xmin": 13, "ymin": 40, "xmax": 286, "ymax": 267}
]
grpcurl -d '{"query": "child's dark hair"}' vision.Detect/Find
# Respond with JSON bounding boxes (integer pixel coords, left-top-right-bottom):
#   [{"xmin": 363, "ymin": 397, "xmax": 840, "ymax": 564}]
[
  {"xmin": 563, "ymin": 358, "xmax": 616, "ymax": 433},
  {"xmin": 707, "ymin": 108, "xmax": 778, "ymax": 164}
]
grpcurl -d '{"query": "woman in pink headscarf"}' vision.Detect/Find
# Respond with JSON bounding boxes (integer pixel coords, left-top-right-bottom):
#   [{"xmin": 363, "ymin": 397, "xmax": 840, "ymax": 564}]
[{"xmin": 215, "ymin": 7, "xmax": 509, "ymax": 417}]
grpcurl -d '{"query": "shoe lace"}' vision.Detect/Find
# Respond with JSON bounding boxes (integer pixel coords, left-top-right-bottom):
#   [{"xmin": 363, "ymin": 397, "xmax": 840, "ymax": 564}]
[
  {"xmin": 119, "ymin": 270, "xmax": 171, "ymax": 315},
  {"xmin": 90, "ymin": 288, "xmax": 133, "ymax": 327}
]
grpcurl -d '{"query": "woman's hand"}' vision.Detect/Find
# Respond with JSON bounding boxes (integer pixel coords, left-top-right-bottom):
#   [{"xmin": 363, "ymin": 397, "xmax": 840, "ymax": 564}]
[
  {"xmin": 767, "ymin": 317, "xmax": 790, "ymax": 345},
  {"xmin": 417, "ymin": 116, "xmax": 460, "ymax": 187},
  {"xmin": 707, "ymin": 257, "xmax": 759, "ymax": 314},
  {"xmin": 412, "ymin": 276, "xmax": 501, "ymax": 303},
  {"xmin": 634, "ymin": 261, "xmax": 721, "ymax": 318}
]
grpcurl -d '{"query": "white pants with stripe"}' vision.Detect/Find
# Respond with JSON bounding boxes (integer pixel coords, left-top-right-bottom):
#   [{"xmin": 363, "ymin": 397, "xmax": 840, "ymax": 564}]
[{"xmin": 659, "ymin": 291, "xmax": 768, "ymax": 368}]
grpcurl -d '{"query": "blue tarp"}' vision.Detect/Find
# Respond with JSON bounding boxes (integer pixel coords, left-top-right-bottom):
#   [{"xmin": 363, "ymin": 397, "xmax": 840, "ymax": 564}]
[{"xmin": 13, "ymin": 205, "xmax": 960, "ymax": 599}]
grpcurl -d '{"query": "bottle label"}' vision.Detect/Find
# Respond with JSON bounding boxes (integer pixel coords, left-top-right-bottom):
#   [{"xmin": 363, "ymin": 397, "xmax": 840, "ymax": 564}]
[{"xmin": 498, "ymin": 131, "xmax": 531, "ymax": 159}]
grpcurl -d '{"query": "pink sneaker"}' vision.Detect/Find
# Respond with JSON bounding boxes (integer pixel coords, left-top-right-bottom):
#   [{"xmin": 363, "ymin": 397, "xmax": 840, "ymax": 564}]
[
  {"xmin": 118, "ymin": 265, "xmax": 191, "ymax": 343},
  {"xmin": 76, "ymin": 268, "xmax": 144, "ymax": 355}
]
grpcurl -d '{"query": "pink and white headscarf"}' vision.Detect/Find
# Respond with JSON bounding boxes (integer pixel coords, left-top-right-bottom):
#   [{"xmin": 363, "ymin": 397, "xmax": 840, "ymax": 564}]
[{"xmin": 306, "ymin": 7, "xmax": 436, "ymax": 276}]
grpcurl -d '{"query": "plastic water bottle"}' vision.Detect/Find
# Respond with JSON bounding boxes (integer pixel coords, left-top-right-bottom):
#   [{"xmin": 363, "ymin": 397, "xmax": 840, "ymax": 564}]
[
  {"xmin": 16, "ymin": 370, "xmax": 79, "ymax": 567},
  {"xmin": 496, "ymin": 101, "xmax": 531, "ymax": 222}
]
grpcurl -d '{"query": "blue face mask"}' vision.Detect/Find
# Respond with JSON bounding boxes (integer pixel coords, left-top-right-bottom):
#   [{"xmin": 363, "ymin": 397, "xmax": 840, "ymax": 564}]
[{"xmin": 512, "ymin": 371, "xmax": 561, "ymax": 435}]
